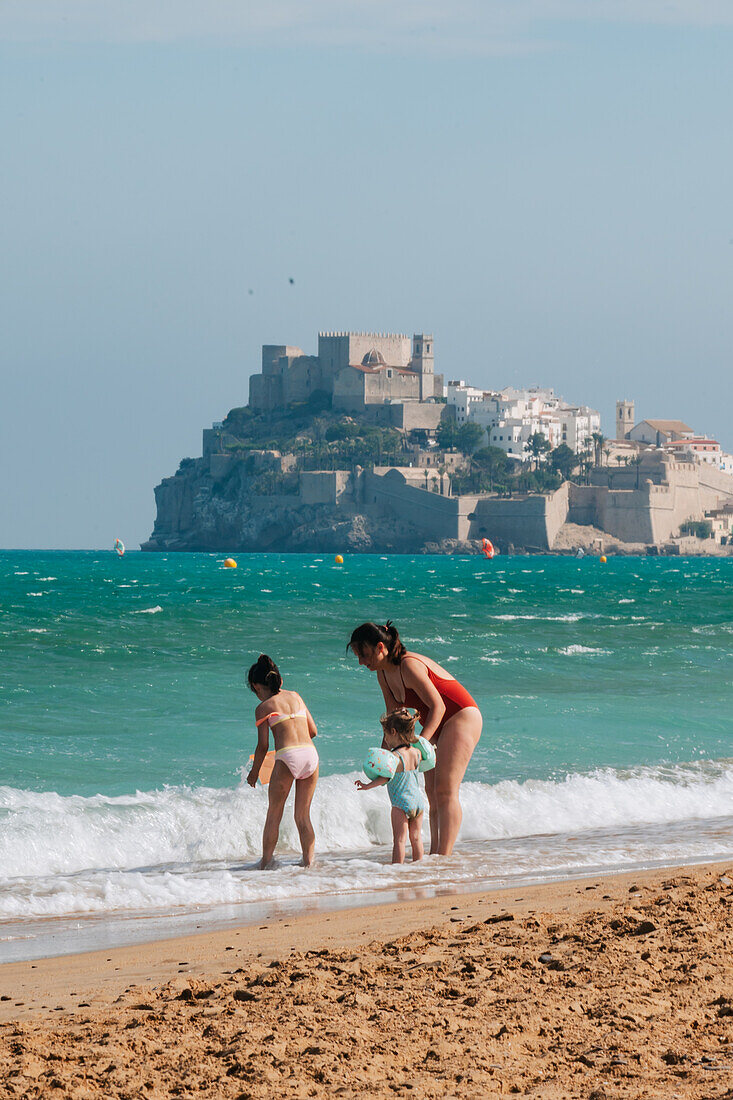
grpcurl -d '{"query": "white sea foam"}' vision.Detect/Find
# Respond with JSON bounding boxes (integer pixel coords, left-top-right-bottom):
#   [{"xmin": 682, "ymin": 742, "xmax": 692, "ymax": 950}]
[
  {"xmin": 494, "ymin": 613, "xmax": 585, "ymax": 622},
  {"xmin": 556, "ymin": 645, "xmax": 610, "ymax": 656},
  {"xmin": 0, "ymin": 762, "xmax": 732, "ymax": 921},
  {"xmin": 131, "ymin": 606, "xmax": 163, "ymax": 615}
]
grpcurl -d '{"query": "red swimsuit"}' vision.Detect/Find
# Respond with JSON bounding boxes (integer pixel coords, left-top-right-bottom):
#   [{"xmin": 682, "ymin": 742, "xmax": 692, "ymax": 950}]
[{"xmin": 398, "ymin": 656, "xmax": 477, "ymax": 739}]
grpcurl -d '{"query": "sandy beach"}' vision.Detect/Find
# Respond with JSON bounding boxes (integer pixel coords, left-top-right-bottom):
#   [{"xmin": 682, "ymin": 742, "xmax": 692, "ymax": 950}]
[{"xmin": 0, "ymin": 862, "xmax": 731, "ymax": 1098}]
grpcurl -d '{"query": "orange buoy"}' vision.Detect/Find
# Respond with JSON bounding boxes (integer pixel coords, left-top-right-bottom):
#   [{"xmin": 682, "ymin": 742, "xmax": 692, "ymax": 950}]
[
  {"xmin": 335, "ymin": 554, "xmax": 344, "ymax": 564},
  {"xmin": 481, "ymin": 538, "xmax": 495, "ymax": 559},
  {"xmin": 224, "ymin": 558, "xmax": 237, "ymax": 569}
]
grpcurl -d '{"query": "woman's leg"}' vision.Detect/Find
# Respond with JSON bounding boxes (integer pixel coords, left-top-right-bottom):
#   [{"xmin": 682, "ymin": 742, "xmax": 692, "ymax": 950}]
[
  {"xmin": 390, "ymin": 807, "xmax": 409, "ymax": 864},
  {"xmin": 408, "ymin": 812, "xmax": 424, "ymax": 862},
  {"xmin": 423, "ymin": 769, "xmax": 439, "ymax": 853},
  {"xmin": 260, "ymin": 761, "xmax": 293, "ymax": 869},
  {"xmin": 293, "ymin": 765, "xmax": 319, "ymax": 868},
  {"xmin": 432, "ymin": 707, "xmax": 482, "ymax": 856}
]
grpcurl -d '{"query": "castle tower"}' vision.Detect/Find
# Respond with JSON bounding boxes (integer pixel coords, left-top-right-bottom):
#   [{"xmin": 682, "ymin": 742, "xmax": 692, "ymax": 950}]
[
  {"xmin": 412, "ymin": 334, "xmax": 434, "ymax": 401},
  {"xmin": 616, "ymin": 399, "xmax": 635, "ymax": 440}
]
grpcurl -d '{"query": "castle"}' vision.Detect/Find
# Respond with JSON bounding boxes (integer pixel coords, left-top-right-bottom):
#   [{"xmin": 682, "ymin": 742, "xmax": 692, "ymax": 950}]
[{"xmin": 248, "ymin": 331, "xmax": 445, "ymax": 429}]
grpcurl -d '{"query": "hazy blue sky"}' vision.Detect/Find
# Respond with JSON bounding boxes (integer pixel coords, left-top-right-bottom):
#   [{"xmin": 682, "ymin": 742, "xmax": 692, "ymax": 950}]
[{"xmin": 2, "ymin": 2, "xmax": 732, "ymax": 548}]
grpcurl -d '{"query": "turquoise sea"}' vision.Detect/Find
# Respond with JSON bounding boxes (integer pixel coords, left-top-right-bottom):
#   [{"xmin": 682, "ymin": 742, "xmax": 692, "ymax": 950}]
[{"xmin": 1, "ymin": 550, "xmax": 732, "ymax": 960}]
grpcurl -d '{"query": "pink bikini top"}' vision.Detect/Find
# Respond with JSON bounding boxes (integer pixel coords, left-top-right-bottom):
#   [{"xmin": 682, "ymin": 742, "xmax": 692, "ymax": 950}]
[{"xmin": 255, "ymin": 708, "xmax": 307, "ymax": 729}]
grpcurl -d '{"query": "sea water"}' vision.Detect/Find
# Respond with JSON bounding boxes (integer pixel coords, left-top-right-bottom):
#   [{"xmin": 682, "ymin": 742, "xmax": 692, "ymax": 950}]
[{"xmin": 1, "ymin": 550, "xmax": 732, "ymax": 960}]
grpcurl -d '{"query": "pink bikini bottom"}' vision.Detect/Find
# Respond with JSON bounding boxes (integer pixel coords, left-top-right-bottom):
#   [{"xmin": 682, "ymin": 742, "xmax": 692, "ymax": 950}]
[{"xmin": 275, "ymin": 743, "xmax": 319, "ymax": 780}]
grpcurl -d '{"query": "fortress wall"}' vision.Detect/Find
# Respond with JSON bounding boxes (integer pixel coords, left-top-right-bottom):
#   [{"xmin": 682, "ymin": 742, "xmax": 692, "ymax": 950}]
[
  {"xmin": 396, "ymin": 403, "xmax": 445, "ymax": 431},
  {"xmin": 300, "ymin": 471, "xmax": 353, "ymax": 505},
  {"xmin": 346, "ymin": 334, "xmax": 412, "ymax": 368},
  {"xmin": 332, "ymin": 367, "xmax": 366, "ymax": 411},
  {"xmin": 282, "ymin": 356, "xmax": 324, "ymax": 404},
  {"xmin": 571, "ymin": 461, "xmax": 733, "ymax": 544},
  {"xmin": 697, "ymin": 464, "xmax": 733, "ymax": 501},
  {"xmin": 598, "ymin": 487, "xmax": 657, "ymax": 543},
  {"xmin": 318, "ymin": 333, "xmax": 412, "ymax": 374},
  {"xmin": 261, "ymin": 345, "xmax": 304, "ymax": 375},
  {"xmin": 364, "ymin": 371, "xmax": 420, "ymax": 404},
  {"xmin": 364, "ymin": 469, "xmax": 460, "ymax": 540},
  {"xmin": 249, "ymin": 372, "xmax": 283, "ymax": 410},
  {"xmin": 568, "ymin": 484, "xmax": 605, "ymax": 527},
  {"xmin": 365, "ymin": 403, "xmax": 444, "ymax": 430},
  {"xmin": 466, "ymin": 492, "xmax": 564, "ymax": 550},
  {"xmin": 545, "ymin": 483, "xmax": 571, "ymax": 546}
]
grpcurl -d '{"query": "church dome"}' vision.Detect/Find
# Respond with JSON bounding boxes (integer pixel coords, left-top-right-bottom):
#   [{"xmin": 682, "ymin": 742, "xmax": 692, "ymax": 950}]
[{"xmin": 361, "ymin": 348, "xmax": 386, "ymax": 367}]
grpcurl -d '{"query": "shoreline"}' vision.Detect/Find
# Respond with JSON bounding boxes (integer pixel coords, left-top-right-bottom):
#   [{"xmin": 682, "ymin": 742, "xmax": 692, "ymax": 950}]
[
  {"xmin": 1, "ymin": 860, "xmax": 729, "ymax": 1019},
  {"xmin": 1, "ymin": 860, "xmax": 731, "ymax": 1097}
]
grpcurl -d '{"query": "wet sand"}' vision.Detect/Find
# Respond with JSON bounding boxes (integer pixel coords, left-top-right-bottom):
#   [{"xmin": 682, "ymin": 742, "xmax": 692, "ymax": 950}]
[{"xmin": 1, "ymin": 861, "xmax": 731, "ymax": 1098}]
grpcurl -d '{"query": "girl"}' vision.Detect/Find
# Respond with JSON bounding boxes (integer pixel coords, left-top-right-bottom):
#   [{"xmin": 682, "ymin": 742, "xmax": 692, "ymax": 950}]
[
  {"xmin": 348, "ymin": 621, "xmax": 482, "ymax": 857},
  {"xmin": 247, "ymin": 654, "xmax": 319, "ymax": 869},
  {"xmin": 355, "ymin": 707, "xmax": 426, "ymax": 864}
]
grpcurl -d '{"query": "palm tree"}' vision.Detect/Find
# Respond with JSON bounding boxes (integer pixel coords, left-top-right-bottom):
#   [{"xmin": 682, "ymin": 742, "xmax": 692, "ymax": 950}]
[
  {"xmin": 631, "ymin": 454, "xmax": 643, "ymax": 489},
  {"xmin": 591, "ymin": 431, "xmax": 606, "ymax": 468}
]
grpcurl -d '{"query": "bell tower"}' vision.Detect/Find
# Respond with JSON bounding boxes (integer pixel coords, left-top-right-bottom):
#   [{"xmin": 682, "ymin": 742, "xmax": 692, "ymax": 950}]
[
  {"xmin": 616, "ymin": 399, "xmax": 634, "ymax": 440},
  {"xmin": 412, "ymin": 333, "xmax": 434, "ymax": 400}
]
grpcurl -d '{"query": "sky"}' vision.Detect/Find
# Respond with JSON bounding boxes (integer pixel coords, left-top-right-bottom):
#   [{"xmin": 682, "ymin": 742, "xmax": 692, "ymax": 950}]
[{"xmin": 1, "ymin": 2, "xmax": 732, "ymax": 549}]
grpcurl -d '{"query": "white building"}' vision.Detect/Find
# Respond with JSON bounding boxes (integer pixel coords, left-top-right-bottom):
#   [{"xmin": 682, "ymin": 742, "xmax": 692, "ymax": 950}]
[
  {"xmin": 446, "ymin": 382, "xmax": 600, "ymax": 460},
  {"xmin": 664, "ymin": 438, "xmax": 733, "ymax": 474},
  {"xmin": 445, "ymin": 380, "xmax": 489, "ymax": 425}
]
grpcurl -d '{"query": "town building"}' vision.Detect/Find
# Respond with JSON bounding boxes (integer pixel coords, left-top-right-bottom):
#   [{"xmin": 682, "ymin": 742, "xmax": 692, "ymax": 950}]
[
  {"xmin": 628, "ymin": 419, "xmax": 694, "ymax": 446},
  {"xmin": 447, "ymin": 382, "xmax": 600, "ymax": 459},
  {"xmin": 617, "ymin": 401, "xmax": 732, "ymax": 474},
  {"xmin": 664, "ymin": 439, "xmax": 733, "ymax": 475}
]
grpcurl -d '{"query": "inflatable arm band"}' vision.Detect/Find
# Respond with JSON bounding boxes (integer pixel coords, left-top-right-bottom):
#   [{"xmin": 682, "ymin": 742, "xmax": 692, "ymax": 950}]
[
  {"xmin": 363, "ymin": 747, "xmax": 399, "ymax": 781},
  {"xmin": 415, "ymin": 736, "xmax": 436, "ymax": 773}
]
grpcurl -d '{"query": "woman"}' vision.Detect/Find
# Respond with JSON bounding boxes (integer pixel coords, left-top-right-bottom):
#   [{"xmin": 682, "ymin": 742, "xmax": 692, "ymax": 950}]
[
  {"xmin": 247, "ymin": 654, "xmax": 319, "ymax": 869},
  {"xmin": 348, "ymin": 621, "xmax": 481, "ymax": 856}
]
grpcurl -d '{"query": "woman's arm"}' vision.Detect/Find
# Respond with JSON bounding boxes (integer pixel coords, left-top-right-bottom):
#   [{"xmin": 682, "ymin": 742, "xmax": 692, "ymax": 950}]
[
  {"xmin": 305, "ymin": 705, "xmax": 318, "ymax": 740},
  {"xmin": 247, "ymin": 722, "xmax": 270, "ymax": 787},
  {"xmin": 400, "ymin": 657, "xmax": 446, "ymax": 742}
]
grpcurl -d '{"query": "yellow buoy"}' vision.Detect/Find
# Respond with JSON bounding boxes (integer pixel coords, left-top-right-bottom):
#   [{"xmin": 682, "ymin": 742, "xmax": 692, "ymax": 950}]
[
  {"xmin": 335, "ymin": 554, "xmax": 344, "ymax": 565},
  {"xmin": 600, "ymin": 555, "xmax": 607, "ymax": 563},
  {"xmin": 224, "ymin": 558, "xmax": 237, "ymax": 569}
]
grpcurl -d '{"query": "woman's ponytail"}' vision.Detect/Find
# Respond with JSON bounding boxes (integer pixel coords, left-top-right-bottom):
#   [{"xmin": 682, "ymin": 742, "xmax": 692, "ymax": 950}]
[{"xmin": 348, "ymin": 621, "xmax": 406, "ymax": 664}]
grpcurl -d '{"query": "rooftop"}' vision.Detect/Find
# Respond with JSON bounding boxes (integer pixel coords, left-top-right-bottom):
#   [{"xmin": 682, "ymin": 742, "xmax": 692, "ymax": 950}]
[{"xmin": 640, "ymin": 419, "xmax": 694, "ymax": 433}]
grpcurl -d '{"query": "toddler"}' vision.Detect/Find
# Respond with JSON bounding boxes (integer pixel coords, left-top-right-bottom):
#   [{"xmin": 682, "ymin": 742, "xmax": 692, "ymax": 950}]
[{"xmin": 355, "ymin": 707, "xmax": 427, "ymax": 864}]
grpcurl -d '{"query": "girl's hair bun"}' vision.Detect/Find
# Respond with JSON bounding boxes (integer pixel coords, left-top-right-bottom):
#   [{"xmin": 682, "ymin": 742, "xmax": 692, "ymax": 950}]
[{"xmin": 247, "ymin": 654, "xmax": 283, "ymax": 694}]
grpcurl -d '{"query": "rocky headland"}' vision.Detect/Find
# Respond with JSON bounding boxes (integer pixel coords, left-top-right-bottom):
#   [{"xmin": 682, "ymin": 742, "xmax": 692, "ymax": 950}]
[{"xmin": 142, "ymin": 403, "xmax": 733, "ymax": 555}]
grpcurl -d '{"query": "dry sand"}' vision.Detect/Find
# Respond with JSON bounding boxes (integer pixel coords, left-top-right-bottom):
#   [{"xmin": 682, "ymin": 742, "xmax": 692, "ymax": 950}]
[{"xmin": 1, "ymin": 861, "xmax": 732, "ymax": 1098}]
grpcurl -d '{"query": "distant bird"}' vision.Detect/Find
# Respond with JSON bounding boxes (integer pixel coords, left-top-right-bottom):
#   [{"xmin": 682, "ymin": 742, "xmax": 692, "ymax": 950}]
[
  {"xmin": 289, "ymin": 277, "xmax": 295, "ymax": 285},
  {"xmin": 248, "ymin": 289, "xmax": 254, "ymax": 295}
]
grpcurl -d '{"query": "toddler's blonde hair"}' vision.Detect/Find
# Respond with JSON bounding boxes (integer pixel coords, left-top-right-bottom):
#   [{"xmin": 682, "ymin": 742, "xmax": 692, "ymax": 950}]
[{"xmin": 380, "ymin": 707, "xmax": 418, "ymax": 747}]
